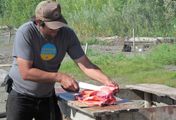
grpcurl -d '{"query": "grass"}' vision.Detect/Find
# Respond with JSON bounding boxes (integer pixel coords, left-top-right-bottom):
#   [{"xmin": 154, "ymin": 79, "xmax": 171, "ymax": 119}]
[{"xmin": 59, "ymin": 44, "xmax": 176, "ymax": 88}]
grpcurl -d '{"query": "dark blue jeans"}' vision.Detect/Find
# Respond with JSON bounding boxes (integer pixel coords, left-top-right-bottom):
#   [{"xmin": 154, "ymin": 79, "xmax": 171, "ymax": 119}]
[{"xmin": 6, "ymin": 90, "xmax": 62, "ymax": 120}]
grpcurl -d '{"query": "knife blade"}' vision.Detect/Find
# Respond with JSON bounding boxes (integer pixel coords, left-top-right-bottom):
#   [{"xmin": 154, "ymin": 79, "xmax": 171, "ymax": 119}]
[{"xmin": 78, "ymin": 82, "xmax": 101, "ymax": 91}]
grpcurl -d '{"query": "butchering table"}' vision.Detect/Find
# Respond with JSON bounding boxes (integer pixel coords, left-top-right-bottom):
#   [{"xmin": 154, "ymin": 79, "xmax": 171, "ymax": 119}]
[{"xmin": 56, "ymin": 84, "xmax": 176, "ymax": 120}]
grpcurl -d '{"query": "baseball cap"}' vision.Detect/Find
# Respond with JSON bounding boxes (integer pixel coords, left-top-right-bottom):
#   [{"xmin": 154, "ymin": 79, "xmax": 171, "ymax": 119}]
[{"xmin": 35, "ymin": 0, "xmax": 67, "ymax": 30}]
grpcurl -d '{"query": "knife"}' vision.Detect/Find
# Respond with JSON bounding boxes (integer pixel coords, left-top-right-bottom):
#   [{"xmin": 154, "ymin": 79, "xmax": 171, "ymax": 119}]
[
  {"xmin": 61, "ymin": 82, "xmax": 101, "ymax": 92},
  {"xmin": 78, "ymin": 82, "xmax": 101, "ymax": 91}
]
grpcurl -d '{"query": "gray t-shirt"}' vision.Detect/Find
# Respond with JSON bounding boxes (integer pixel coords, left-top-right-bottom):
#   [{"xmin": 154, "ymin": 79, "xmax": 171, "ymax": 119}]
[{"xmin": 9, "ymin": 21, "xmax": 85, "ymax": 97}]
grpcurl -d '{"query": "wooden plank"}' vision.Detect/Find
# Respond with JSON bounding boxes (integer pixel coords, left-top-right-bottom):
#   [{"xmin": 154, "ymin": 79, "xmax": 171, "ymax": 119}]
[
  {"xmin": 64, "ymin": 100, "xmax": 144, "ymax": 118},
  {"xmin": 58, "ymin": 100, "xmax": 95, "ymax": 120},
  {"xmin": 132, "ymin": 105, "xmax": 176, "ymax": 120},
  {"xmin": 0, "ymin": 64, "xmax": 12, "ymax": 67},
  {"xmin": 126, "ymin": 84, "xmax": 176, "ymax": 100}
]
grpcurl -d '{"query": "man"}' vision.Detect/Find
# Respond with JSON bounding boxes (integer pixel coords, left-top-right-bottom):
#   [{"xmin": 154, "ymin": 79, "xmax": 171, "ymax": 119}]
[{"xmin": 6, "ymin": 0, "xmax": 119, "ymax": 120}]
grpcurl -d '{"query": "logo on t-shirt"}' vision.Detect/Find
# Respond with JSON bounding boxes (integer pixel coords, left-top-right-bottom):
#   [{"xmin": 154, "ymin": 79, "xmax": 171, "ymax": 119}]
[{"xmin": 40, "ymin": 43, "xmax": 57, "ymax": 61}]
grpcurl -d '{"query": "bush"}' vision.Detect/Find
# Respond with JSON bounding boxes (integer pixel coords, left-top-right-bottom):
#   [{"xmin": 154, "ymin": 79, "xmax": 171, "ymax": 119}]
[{"xmin": 0, "ymin": 0, "xmax": 176, "ymax": 39}]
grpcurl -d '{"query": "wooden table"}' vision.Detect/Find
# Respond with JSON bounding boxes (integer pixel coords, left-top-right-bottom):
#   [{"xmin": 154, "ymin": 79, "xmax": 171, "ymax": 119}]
[{"xmin": 56, "ymin": 84, "xmax": 176, "ymax": 120}]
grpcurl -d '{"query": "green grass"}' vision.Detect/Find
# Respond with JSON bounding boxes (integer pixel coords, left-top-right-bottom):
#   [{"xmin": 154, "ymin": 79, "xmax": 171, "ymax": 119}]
[
  {"xmin": 59, "ymin": 44, "xmax": 176, "ymax": 88},
  {"xmin": 148, "ymin": 44, "xmax": 176, "ymax": 65}
]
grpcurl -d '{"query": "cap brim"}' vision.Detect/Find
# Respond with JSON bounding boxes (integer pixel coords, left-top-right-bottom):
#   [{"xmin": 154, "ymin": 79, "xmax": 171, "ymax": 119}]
[{"xmin": 45, "ymin": 21, "xmax": 67, "ymax": 30}]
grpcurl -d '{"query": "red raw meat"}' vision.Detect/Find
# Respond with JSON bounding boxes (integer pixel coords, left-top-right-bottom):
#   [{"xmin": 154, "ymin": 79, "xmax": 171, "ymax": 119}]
[{"xmin": 75, "ymin": 86, "xmax": 118, "ymax": 106}]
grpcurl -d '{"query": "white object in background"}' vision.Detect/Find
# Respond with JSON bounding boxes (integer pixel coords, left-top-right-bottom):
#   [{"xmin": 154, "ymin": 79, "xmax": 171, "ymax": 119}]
[{"xmin": 138, "ymin": 48, "xmax": 143, "ymax": 52}]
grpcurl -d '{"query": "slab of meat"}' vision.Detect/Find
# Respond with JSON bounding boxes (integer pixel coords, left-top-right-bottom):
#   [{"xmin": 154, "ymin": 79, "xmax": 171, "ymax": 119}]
[{"xmin": 75, "ymin": 86, "xmax": 118, "ymax": 106}]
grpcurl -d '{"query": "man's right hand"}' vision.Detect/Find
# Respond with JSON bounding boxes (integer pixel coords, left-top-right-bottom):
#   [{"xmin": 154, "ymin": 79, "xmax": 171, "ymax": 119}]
[{"xmin": 56, "ymin": 73, "xmax": 79, "ymax": 92}]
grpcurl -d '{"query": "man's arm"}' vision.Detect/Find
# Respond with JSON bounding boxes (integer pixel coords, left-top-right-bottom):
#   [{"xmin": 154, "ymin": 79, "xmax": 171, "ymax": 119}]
[
  {"xmin": 74, "ymin": 55, "xmax": 119, "ymax": 87},
  {"xmin": 17, "ymin": 57, "xmax": 79, "ymax": 91}
]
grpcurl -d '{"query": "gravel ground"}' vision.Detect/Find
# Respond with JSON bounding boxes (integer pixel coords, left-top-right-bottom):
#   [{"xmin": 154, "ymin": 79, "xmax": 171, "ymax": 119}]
[
  {"xmin": 0, "ymin": 69, "xmax": 8, "ymax": 120},
  {"xmin": 0, "ymin": 87, "xmax": 7, "ymax": 120},
  {"xmin": 0, "ymin": 31, "xmax": 14, "ymax": 119}
]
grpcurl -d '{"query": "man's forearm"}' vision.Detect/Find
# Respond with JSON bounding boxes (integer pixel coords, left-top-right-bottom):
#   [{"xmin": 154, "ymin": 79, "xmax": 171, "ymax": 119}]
[
  {"xmin": 75, "ymin": 55, "xmax": 112, "ymax": 85},
  {"xmin": 21, "ymin": 68, "xmax": 62, "ymax": 83}
]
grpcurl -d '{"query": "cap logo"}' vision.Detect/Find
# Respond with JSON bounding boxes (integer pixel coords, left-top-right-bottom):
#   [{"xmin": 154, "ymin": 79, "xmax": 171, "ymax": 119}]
[
  {"xmin": 53, "ymin": 10, "xmax": 60, "ymax": 19},
  {"xmin": 53, "ymin": 11, "xmax": 59, "ymax": 18}
]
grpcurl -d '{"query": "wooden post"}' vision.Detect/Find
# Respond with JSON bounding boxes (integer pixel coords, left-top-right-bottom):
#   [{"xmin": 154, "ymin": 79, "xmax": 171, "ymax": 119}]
[
  {"xmin": 84, "ymin": 43, "xmax": 88, "ymax": 54},
  {"xmin": 144, "ymin": 93, "xmax": 152, "ymax": 108},
  {"xmin": 8, "ymin": 30, "xmax": 12, "ymax": 44},
  {"xmin": 132, "ymin": 28, "xmax": 135, "ymax": 52}
]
